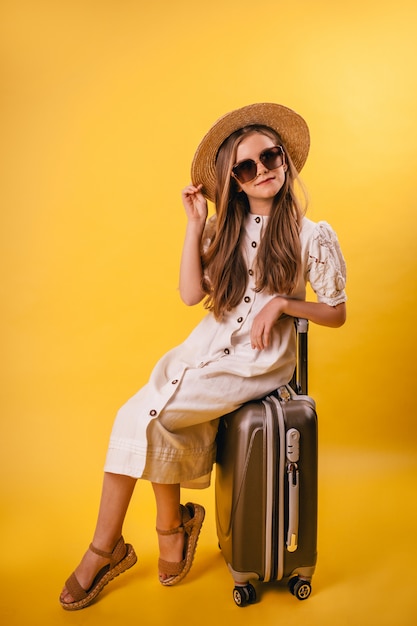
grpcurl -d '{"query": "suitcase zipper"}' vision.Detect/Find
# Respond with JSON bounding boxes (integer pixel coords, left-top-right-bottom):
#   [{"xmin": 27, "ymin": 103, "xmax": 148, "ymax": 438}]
[
  {"xmin": 269, "ymin": 394, "xmax": 302, "ymax": 581},
  {"xmin": 263, "ymin": 396, "xmax": 287, "ymax": 581},
  {"xmin": 262, "ymin": 399, "xmax": 277, "ymax": 582}
]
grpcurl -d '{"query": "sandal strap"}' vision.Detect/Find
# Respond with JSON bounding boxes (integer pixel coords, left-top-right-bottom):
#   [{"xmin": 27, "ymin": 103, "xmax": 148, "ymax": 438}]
[
  {"xmin": 156, "ymin": 525, "xmax": 184, "ymax": 536},
  {"xmin": 89, "ymin": 544, "xmax": 113, "ymax": 558},
  {"xmin": 156, "ymin": 504, "xmax": 191, "ymax": 536},
  {"xmin": 158, "ymin": 557, "xmax": 186, "ymax": 576},
  {"xmin": 89, "ymin": 536, "xmax": 126, "ymax": 566},
  {"xmin": 65, "ymin": 571, "xmax": 88, "ymax": 601}
]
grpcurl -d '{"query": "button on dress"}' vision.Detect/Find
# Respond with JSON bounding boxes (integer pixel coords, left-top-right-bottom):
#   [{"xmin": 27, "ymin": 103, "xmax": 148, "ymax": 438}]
[{"xmin": 104, "ymin": 214, "xmax": 347, "ymax": 488}]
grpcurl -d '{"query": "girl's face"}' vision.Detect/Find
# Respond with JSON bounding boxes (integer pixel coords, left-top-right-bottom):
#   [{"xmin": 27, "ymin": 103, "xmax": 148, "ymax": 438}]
[{"xmin": 233, "ymin": 132, "xmax": 287, "ymax": 215}]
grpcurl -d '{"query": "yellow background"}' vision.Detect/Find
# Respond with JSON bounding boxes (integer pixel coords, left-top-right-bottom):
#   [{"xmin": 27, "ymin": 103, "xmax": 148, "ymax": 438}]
[{"xmin": 1, "ymin": 1, "xmax": 416, "ymax": 624}]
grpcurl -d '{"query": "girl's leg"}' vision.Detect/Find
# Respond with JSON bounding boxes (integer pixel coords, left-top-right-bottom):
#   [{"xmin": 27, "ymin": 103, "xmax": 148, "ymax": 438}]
[
  {"xmin": 60, "ymin": 472, "xmax": 137, "ymax": 603},
  {"xmin": 152, "ymin": 483, "xmax": 184, "ymax": 580}
]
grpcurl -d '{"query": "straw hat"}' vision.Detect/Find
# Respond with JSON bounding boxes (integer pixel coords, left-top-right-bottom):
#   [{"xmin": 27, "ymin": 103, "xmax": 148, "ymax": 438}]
[{"xmin": 191, "ymin": 102, "xmax": 310, "ymax": 202}]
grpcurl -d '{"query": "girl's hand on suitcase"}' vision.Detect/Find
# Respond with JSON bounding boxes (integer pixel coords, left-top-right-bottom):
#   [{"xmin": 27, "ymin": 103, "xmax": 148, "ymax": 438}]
[{"xmin": 250, "ymin": 297, "xmax": 287, "ymax": 350}]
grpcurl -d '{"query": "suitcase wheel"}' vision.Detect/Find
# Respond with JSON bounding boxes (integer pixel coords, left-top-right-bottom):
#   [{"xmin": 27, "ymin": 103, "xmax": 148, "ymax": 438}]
[
  {"xmin": 232, "ymin": 583, "xmax": 257, "ymax": 607},
  {"xmin": 288, "ymin": 576, "xmax": 312, "ymax": 601}
]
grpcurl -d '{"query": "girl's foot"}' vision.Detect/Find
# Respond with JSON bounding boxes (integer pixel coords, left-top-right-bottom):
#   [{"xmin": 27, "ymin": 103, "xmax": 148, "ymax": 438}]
[
  {"xmin": 60, "ymin": 547, "xmax": 111, "ymax": 604},
  {"xmin": 157, "ymin": 527, "xmax": 186, "ymax": 582},
  {"xmin": 60, "ymin": 537, "xmax": 137, "ymax": 610},
  {"xmin": 156, "ymin": 502, "xmax": 205, "ymax": 586}
]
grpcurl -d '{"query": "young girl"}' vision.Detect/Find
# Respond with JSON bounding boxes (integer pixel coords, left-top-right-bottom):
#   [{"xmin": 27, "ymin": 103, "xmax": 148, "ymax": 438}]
[{"xmin": 60, "ymin": 102, "xmax": 346, "ymax": 610}]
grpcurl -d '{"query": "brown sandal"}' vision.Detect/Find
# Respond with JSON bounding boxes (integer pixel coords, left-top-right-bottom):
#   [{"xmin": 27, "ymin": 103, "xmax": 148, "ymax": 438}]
[
  {"xmin": 60, "ymin": 536, "xmax": 137, "ymax": 610},
  {"xmin": 157, "ymin": 502, "xmax": 205, "ymax": 586}
]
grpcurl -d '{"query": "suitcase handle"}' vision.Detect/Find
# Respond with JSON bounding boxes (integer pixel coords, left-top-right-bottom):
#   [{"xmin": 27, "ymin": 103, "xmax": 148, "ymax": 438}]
[
  {"xmin": 289, "ymin": 318, "xmax": 308, "ymax": 395},
  {"xmin": 286, "ymin": 462, "xmax": 299, "ymax": 552}
]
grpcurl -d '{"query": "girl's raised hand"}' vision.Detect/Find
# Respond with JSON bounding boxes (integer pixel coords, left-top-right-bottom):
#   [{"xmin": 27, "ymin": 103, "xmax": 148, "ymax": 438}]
[{"xmin": 182, "ymin": 184, "xmax": 208, "ymax": 224}]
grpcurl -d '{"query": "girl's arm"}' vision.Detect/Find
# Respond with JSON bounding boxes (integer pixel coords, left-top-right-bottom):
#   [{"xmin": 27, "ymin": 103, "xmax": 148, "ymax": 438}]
[
  {"xmin": 251, "ymin": 297, "xmax": 346, "ymax": 350},
  {"xmin": 179, "ymin": 184, "xmax": 208, "ymax": 306},
  {"xmin": 279, "ymin": 298, "xmax": 346, "ymax": 328}
]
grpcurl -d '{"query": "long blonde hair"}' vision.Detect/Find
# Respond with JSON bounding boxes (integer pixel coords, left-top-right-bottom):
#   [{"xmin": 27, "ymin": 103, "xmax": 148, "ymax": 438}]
[{"xmin": 202, "ymin": 125, "xmax": 307, "ymax": 319}]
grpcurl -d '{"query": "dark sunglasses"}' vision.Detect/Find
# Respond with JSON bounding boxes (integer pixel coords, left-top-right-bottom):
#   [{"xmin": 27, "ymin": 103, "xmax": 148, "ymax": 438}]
[{"xmin": 231, "ymin": 145, "xmax": 285, "ymax": 184}]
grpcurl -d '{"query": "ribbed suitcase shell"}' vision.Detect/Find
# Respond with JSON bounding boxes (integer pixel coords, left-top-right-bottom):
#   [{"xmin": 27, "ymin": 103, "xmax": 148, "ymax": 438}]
[{"xmin": 215, "ymin": 389, "xmax": 318, "ymax": 602}]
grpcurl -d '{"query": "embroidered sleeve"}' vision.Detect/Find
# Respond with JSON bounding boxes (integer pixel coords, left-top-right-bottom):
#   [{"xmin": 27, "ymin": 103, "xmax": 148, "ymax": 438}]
[{"xmin": 307, "ymin": 221, "xmax": 347, "ymax": 306}]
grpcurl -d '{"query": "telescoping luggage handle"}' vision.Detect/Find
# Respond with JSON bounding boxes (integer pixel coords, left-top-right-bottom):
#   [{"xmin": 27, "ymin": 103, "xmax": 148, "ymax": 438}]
[
  {"xmin": 291, "ymin": 318, "xmax": 308, "ymax": 395},
  {"xmin": 284, "ymin": 318, "xmax": 308, "ymax": 554}
]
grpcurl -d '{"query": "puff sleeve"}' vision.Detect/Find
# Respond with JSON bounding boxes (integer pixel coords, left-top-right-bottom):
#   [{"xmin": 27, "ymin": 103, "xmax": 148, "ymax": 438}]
[{"xmin": 307, "ymin": 221, "xmax": 347, "ymax": 306}]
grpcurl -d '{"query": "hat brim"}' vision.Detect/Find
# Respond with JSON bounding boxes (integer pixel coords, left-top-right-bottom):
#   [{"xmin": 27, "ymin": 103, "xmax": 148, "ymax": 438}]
[{"xmin": 191, "ymin": 102, "xmax": 310, "ymax": 202}]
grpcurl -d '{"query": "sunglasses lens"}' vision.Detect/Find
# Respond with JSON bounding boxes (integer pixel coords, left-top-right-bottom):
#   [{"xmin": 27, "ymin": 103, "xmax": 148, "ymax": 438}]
[
  {"xmin": 232, "ymin": 146, "xmax": 284, "ymax": 183},
  {"xmin": 261, "ymin": 147, "xmax": 283, "ymax": 170},
  {"xmin": 232, "ymin": 160, "xmax": 256, "ymax": 183}
]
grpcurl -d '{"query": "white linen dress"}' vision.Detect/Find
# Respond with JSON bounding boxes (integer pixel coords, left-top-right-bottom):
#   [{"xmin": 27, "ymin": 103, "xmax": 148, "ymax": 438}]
[{"xmin": 104, "ymin": 214, "xmax": 347, "ymax": 488}]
